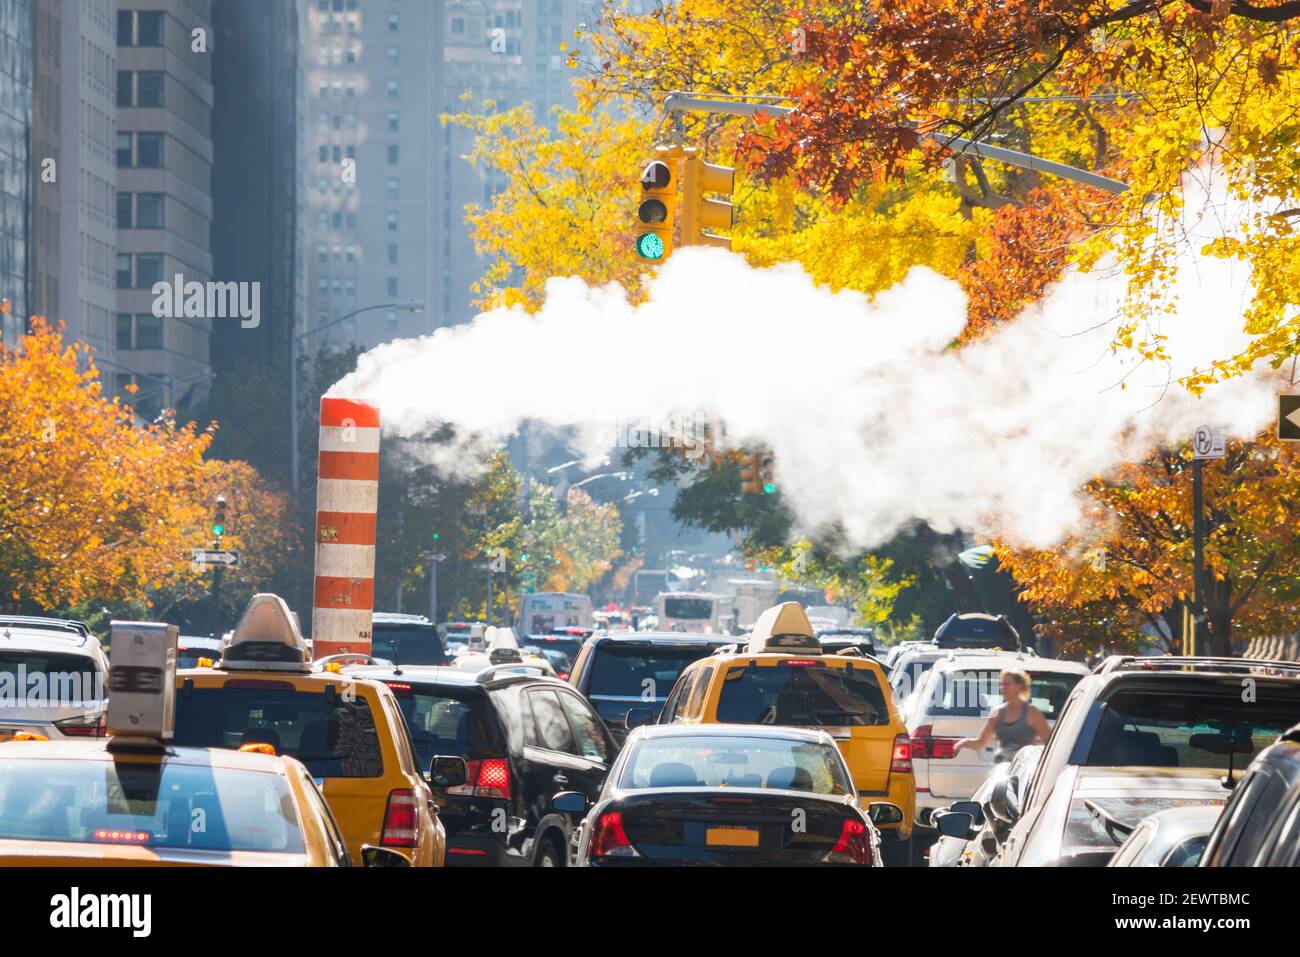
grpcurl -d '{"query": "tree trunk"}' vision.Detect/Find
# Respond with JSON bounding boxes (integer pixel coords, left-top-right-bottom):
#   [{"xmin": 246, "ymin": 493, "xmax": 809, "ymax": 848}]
[{"xmin": 1204, "ymin": 575, "xmax": 1234, "ymax": 657}]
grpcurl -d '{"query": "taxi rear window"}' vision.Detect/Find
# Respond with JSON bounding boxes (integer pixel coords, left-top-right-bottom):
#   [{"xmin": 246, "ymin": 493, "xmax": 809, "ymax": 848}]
[
  {"xmin": 0, "ymin": 758, "xmax": 305, "ymax": 853},
  {"xmin": 716, "ymin": 662, "xmax": 890, "ymax": 727},
  {"xmin": 173, "ymin": 687, "xmax": 384, "ymax": 778}
]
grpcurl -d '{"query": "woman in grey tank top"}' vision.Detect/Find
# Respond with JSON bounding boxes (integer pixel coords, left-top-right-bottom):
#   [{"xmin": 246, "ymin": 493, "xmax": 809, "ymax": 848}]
[{"xmin": 952, "ymin": 669, "xmax": 1050, "ymax": 761}]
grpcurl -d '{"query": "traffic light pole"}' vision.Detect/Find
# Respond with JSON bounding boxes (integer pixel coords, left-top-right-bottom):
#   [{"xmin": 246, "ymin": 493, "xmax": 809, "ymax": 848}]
[
  {"xmin": 660, "ymin": 93, "xmax": 1130, "ymax": 194},
  {"xmin": 1192, "ymin": 458, "xmax": 1205, "ymax": 656}
]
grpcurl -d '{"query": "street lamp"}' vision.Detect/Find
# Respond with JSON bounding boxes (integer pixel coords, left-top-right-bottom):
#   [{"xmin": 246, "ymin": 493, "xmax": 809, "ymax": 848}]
[{"xmin": 290, "ymin": 299, "xmax": 424, "ymax": 492}]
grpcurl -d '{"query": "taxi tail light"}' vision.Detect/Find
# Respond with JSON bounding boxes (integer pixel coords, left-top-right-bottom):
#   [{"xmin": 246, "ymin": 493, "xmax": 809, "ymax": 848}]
[
  {"xmin": 891, "ymin": 733, "xmax": 913, "ymax": 773},
  {"xmin": 447, "ymin": 758, "xmax": 512, "ymax": 799},
  {"xmin": 826, "ymin": 816, "xmax": 871, "ymax": 865},
  {"xmin": 54, "ymin": 712, "xmax": 106, "ymax": 737},
  {"xmin": 590, "ymin": 810, "xmax": 639, "ymax": 859},
  {"xmin": 381, "ymin": 788, "xmax": 420, "ymax": 847},
  {"xmin": 93, "ymin": 829, "xmax": 152, "ymax": 844},
  {"xmin": 910, "ymin": 725, "xmax": 958, "ymax": 760}
]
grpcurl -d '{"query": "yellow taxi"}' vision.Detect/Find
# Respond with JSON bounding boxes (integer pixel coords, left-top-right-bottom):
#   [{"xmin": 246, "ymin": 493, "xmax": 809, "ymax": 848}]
[
  {"xmin": 170, "ymin": 594, "xmax": 449, "ymax": 867},
  {"xmin": 0, "ymin": 738, "xmax": 353, "ymax": 866},
  {"xmin": 658, "ymin": 602, "xmax": 916, "ymax": 864}
]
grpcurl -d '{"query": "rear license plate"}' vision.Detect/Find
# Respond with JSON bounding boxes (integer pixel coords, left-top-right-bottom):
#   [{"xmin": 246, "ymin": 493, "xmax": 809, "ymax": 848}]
[{"xmin": 706, "ymin": 827, "xmax": 759, "ymax": 847}]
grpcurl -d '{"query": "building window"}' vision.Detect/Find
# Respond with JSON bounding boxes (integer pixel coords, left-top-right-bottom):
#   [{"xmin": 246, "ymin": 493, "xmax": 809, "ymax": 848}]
[
  {"xmin": 117, "ymin": 71, "xmax": 133, "ymax": 106},
  {"xmin": 137, "ymin": 11, "xmax": 164, "ymax": 46},
  {"xmin": 387, "ymin": 45, "xmax": 399, "ymax": 63},
  {"xmin": 386, "ymin": 178, "xmax": 398, "ymax": 199},
  {"xmin": 116, "ymin": 255, "xmax": 132, "ymax": 289},
  {"xmin": 387, "ymin": 112, "xmax": 399, "ymax": 133},
  {"xmin": 386, "ymin": 278, "xmax": 398, "ymax": 297},
  {"xmin": 116, "ymin": 133, "xmax": 133, "ymax": 167},
  {"xmin": 388, "ymin": 13, "xmax": 399, "ymax": 31},
  {"xmin": 346, "ymin": 246, "xmax": 357, "ymax": 263},
  {"xmin": 318, "ymin": 244, "xmax": 328, "ymax": 263},
  {"xmin": 451, "ymin": 17, "xmax": 465, "ymax": 34},
  {"xmin": 117, "ymin": 192, "xmax": 133, "ymax": 228},
  {"xmin": 117, "ymin": 10, "xmax": 134, "ymax": 45},
  {"xmin": 116, "ymin": 313, "xmax": 133, "ymax": 349},
  {"xmin": 345, "ymin": 214, "xmax": 356, "ymax": 230},
  {"xmin": 319, "ymin": 145, "xmax": 328, "ymax": 162},
  {"xmin": 386, "ymin": 212, "xmax": 398, "ymax": 232},
  {"xmin": 137, "ymin": 193, "xmax": 164, "ymax": 228},
  {"xmin": 386, "ymin": 244, "xmax": 397, "ymax": 264},
  {"xmin": 387, "ymin": 80, "xmax": 399, "ymax": 98},
  {"xmin": 135, "ymin": 314, "xmax": 163, "ymax": 350},
  {"xmin": 137, "ymin": 72, "xmax": 164, "ymax": 107},
  {"xmin": 135, "ymin": 254, "xmax": 164, "ymax": 289},
  {"xmin": 387, "ymin": 144, "xmax": 399, "ymax": 165},
  {"xmin": 137, "ymin": 133, "xmax": 164, "ymax": 167}
]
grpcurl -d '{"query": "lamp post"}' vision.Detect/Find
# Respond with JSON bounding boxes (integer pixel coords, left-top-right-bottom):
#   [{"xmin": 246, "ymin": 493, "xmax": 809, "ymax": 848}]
[{"xmin": 290, "ymin": 299, "xmax": 424, "ymax": 492}]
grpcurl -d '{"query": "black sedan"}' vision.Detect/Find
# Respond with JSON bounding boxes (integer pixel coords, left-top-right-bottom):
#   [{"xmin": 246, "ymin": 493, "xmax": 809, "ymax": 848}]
[{"xmin": 556, "ymin": 723, "xmax": 903, "ymax": 866}]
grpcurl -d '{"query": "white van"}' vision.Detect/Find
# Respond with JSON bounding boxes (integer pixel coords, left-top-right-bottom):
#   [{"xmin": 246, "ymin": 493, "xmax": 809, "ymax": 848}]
[
  {"xmin": 515, "ymin": 592, "xmax": 593, "ymax": 637},
  {"xmin": 655, "ymin": 592, "xmax": 721, "ymax": 634}
]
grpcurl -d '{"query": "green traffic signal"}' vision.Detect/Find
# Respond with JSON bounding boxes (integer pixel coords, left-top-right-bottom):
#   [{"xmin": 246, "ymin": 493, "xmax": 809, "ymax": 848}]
[
  {"xmin": 763, "ymin": 482, "xmax": 776, "ymax": 495},
  {"xmin": 212, "ymin": 523, "xmax": 225, "ymax": 537},
  {"xmin": 431, "ymin": 532, "xmax": 440, "ymax": 540},
  {"xmin": 635, "ymin": 233, "xmax": 665, "ymax": 260}
]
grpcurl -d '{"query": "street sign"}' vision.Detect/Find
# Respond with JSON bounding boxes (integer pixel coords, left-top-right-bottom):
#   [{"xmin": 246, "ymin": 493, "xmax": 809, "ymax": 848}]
[
  {"xmin": 191, "ymin": 549, "xmax": 239, "ymax": 568},
  {"xmin": 1279, "ymin": 395, "xmax": 1300, "ymax": 442},
  {"xmin": 1192, "ymin": 425, "xmax": 1225, "ymax": 460}
]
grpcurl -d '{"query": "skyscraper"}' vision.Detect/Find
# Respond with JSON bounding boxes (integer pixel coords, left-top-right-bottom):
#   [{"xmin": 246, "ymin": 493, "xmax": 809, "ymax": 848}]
[{"xmin": 0, "ymin": 0, "xmax": 32, "ymax": 345}]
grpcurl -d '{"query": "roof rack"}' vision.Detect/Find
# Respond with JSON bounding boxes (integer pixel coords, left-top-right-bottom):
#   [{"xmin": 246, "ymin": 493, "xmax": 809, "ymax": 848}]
[
  {"xmin": 474, "ymin": 662, "xmax": 555, "ymax": 684},
  {"xmin": 1094, "ymin": 655, "xmax": 1300, "ymax": 677},
  {"xmin": 0, "ymin": 615, "xmax": 93, "ymax": 639}
]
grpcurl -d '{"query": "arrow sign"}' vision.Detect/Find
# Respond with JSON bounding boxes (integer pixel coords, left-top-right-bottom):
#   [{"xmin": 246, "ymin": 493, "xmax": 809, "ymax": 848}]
[
  {"xmin": 1280, "ymin": 395, "xmax": 1300, "ymax": 442},
  {"xmin": 192, "ymin": 549, "xmax": 239, "ymax": 568}
]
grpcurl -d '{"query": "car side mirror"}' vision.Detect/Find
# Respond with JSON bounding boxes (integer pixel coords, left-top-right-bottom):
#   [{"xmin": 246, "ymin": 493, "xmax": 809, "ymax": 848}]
[
  {"xmin": 361, "ymin": 845, "xmax": 411, "ymax": 867},
  {"xmin": 988, "ymin": 779, "xmax": 1015, "ymax": 825},
  {"xmin": 623, "ymin": 707, "xmax": 654, "ymax": 730},
  {"xmin": 936, "ymin": 810, "xmax": 975, "ymax": 840},
  {"xmin": 552, "ymin": 791, "xmax": 589, "ymax": 814},
  {"xmin": 425, "ymin": 755, "xmax": 468, "ymax": 788},
  {"xmin": 866, "ymin": 802, "xmax": 905, "ymax": 826},
  {"xmin": 948, "ymin": 800, "xmax": 984, "ymax": 825}
]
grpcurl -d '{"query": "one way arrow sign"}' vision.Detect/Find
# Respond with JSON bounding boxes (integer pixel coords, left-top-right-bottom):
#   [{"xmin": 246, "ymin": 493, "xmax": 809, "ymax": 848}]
[
  {"xmin": 192, "ymin": 549, "xmax": 239, "ymax": 568},
  {"xmin": 1279, "ymin": 395, "xmax": 1300, "ymax": 442}
]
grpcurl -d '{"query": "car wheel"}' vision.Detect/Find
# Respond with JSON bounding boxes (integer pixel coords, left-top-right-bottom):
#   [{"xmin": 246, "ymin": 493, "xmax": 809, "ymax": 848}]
[{"xmin": 535, "ymin": 837, "xmax": 564, "ymax": 867}]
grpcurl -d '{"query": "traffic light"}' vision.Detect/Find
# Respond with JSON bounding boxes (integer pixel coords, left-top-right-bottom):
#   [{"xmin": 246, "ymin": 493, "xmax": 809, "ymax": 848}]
[
  {"xmin": 211, "ymin": 495, "xmax": 227, "ymax": 544},
  {"xmin": 431, "ymin": 531, "xmax": 440, "ymax": 541},
  {"xmin": 758, "ymin": 452, "xmax": 776, "ymax": 495},
  {"xmin": 680, "ymin": 148, "xmax": 734, "ymax": 249},
  {"xmin": 635, "ymin": 149, "xmax": 678, "ymax": 262},
  {"xmin": 739, "ymin": 453, "xmax": 761, "ymax": 496}
]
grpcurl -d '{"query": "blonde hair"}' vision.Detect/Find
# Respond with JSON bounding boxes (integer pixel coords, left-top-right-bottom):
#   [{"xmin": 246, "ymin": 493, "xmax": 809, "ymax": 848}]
[{"xmin": 1002, "ymin": 668, "xmax": 1031, "ymax": 702}]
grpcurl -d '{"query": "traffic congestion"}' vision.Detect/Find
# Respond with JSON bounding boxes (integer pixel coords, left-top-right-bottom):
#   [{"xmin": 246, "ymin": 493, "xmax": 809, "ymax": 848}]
[{"xmin": 1, "ymin": 592, "xmax": 1296, "ymax": 871}]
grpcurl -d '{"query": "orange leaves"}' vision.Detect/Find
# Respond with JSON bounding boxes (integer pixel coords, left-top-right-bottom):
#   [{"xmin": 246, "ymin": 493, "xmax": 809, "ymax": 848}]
[{"xmin": 0, "ymin": 320, "xmax": 214, "ymax": 608}]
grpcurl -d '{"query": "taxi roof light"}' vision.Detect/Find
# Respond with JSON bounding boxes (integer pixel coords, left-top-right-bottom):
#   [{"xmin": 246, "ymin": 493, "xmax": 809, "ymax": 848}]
[
  {"xmin": 220, "ymin": 594, "xmax": 311, "ymax": 673},
  {"xmin": 746, "ymin": 602, "xmax": 821, "ymax": 655}
]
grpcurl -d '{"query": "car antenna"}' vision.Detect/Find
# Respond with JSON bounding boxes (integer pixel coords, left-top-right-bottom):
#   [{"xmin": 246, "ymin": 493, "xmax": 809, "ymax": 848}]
[{"xmin": 1221, "ymin": 728, "xmax": 1241, "ymax": 790}]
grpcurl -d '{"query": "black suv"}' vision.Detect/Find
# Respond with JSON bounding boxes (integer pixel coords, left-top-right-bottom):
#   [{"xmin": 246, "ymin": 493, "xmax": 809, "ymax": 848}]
[
  {"xmin": 348, "ymin": 663, "xmax": 616, "ymax": 866},
  {"xmin": 370, "ymin": 613, "xmax": 449, "ymax": 665},
  {"xmin": 932, "ymin": 613, "xmax": 1021, "ymax": 650},
  {"xmin": 1201, "ymin": 722, "xmax": 1300, "ymax": 867},
  {"xmin": 567, "ymin": 633, "xmax": 736, "ymax": 745}
]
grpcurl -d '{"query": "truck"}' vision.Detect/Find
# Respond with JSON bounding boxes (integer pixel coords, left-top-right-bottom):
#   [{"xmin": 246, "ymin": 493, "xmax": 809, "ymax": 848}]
[
  {"xmin": 655, "ymin": 592, "xmax": 723, "ymax": 634},
  {"xmin": 515, "ymin": 592, "xmax": 594, "ymax": 637}
]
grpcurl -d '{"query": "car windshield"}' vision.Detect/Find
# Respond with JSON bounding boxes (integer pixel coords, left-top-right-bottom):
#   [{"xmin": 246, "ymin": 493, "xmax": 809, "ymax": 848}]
[
  {"xmin": 0, "ymin": 757, "xmax": 304, "ymax": 853},
  {"xmin": 370, "ymin": 625, "xmax": 447, "ymax": 665},
  {"xmin": 920, "ymin": 669, "xmax": 1082, "ymax": 719},
  {"xmin": 717, "ymin": 663, "xmax": 890, "ymax": 727},
  {"xmin": 388, "ymin": 686, "xmax": 501, "ymax": 772},
  {"xmin": 1085, "ymin": 687, "xmax": 1300, "ymax": 770},
  {"xmin": 520, "ymin": 637, "xmax": 584, "ymax": 673},
  {"xmin": 620, "ymin": 734, "xmax": 853, "ymax": 795},
  {"xmin": 173, "ymin": 687, "xmax": 384, "ymax": 778},
  {"xmin": 0, "ymin": 650, "xmax": 103, "ymax": 703},
  {"xmin": 664, "ymin": 598, "xmax": 714, "ymax": 620}
]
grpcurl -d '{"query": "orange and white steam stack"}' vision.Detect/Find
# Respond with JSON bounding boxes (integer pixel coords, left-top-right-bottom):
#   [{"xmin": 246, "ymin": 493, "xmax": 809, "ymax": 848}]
[{"xmin": 311, "ymin": 397, "xmax": 379, "ymax": 659}]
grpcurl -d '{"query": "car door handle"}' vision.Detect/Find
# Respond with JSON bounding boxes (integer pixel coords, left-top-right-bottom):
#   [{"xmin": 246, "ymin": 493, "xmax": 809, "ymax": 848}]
[{"xmin": 552, "ymin": 772, "xmax": 569, "ymax": 786}]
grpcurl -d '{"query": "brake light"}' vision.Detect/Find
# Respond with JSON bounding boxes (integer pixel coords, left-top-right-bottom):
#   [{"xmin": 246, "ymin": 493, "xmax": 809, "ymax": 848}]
[
  {"xmin": 54, "ymin": 713, "xmax": 106, "ymax": 738},
  {"xmin": 910, "ymin": 725, "xmax": 959, "ymax": 760},
  {"xmin": 782, "ymin": 659, "xmax": 820, "ymax": 667},
  {"xmin": 590, "ymin": 810, "xmax": 639, "ymax": 859},
  {"xmin": 386, "ymin": 682, "xmax": 413, "ymax": 697},
  {"xmin": 239, "ymin": 742, "xmax": 276, "ymax": 756},
  {"xmin": 381, "ymin": 788, "xmax": 419, "ymax": 847},
  {"xmin": 827, "ymin": 817, "xmax": 871, "ymax": 864},
  {"xmin": 93, "ymin": 829, "xmax": 151, "ymax": 844},
  {"xmin": 448, "ymin": 758, "xmax": 512, "ymax": 799},
  {"xmin": 891, "ymin": 733, "xmax": 913, "ymax": 773},
  {"xmin": 557, "ymin": 672, "xmax": 570, "ymax": 681}
]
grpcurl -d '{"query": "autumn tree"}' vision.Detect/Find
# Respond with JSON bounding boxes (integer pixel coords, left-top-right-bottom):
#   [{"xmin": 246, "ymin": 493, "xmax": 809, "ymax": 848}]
[
  {"xmin": 0, "ymin": 320, "xmax": 214, "ymax": 610},
  {"xmin": 997, "ymin": 433, "xmax": 1300, "ymax": 657}
]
